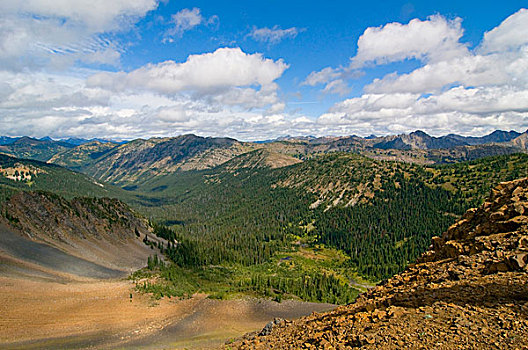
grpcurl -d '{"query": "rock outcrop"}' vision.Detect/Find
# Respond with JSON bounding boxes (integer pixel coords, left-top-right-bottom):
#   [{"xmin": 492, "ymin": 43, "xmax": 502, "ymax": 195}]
[{"xmin": 228, "ymin": 178, "xmax": 528, "ymax": 349}]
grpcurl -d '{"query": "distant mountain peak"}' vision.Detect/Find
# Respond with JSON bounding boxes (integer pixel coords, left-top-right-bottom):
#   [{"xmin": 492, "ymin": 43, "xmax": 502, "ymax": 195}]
[{"xmin": 409, "ymin": 130, "xmax": 429, "ymax": 137}]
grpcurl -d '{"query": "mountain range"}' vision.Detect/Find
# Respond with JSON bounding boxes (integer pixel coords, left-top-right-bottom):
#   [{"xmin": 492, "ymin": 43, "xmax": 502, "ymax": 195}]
[
  {"xmin": 1, "ymin": 130, "xmax": 526, "ymax": 188},
  {"xmin": 1, "ymin": 128, "xmax": 527, "ymax": 348}
]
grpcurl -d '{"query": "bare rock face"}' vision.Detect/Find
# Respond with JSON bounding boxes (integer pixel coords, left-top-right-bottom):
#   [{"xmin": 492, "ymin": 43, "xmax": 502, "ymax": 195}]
[{"xmin": 227, "ymin": 178, "xmax": 528, "ymax": 349}]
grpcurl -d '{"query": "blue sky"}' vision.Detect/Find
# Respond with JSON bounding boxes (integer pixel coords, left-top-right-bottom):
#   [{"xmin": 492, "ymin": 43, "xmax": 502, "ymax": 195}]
[{"xmin": 0, "ymin": 1, "xmax": 527, "ymax": 140}]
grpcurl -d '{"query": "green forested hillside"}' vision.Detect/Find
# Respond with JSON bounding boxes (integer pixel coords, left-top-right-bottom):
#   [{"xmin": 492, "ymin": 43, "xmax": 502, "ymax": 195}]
[
  {"xmin": 129, "ymin": 152, "xmax": 527, "ymax": 301},
  {"xmin": 0, "ymin": 154, "xmax": 130, "ymax": 201},
  {"xmin": 3, "ymin": 147, "xmax": 527, "ymax": 304},
  {"xmin": 0, "ymin": 137, "xmax": 74, "ymax": 161}
]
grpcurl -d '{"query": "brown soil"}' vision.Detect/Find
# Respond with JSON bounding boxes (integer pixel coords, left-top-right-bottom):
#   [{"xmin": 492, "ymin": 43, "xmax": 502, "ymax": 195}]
[
  {"xmin": 0, "ymin": 275, "xmax": 334, "ymax": 350},
  {"xmin": 229, "ymin": 178, "xmax": 528, "ymax": 349}
]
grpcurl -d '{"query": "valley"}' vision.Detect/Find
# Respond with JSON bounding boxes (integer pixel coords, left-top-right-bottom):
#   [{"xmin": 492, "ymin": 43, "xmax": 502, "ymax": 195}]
[
  {"xmin": 0, "ymin": 130, "xmax": 527, "ymax": 348},
  {"xmin": 3, "ymin": 2, "xmax": 528, "ymax": 348}
]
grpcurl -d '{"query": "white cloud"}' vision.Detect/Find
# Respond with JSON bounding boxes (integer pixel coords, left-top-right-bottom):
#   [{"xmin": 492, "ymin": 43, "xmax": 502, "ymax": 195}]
[
  {"xmin": 301, "ymin": 67, "xmax": 353, "ymax": 96},
  {"xmin": 87, "ymin": 47, "xmax": 288, "ymax": 96},
  {"xmin": 303, "ymin": 15, "xmax": 469, "ymax": 95},
  {"xmin": 249, "ymin": 26, "xmax": 304, "ymax": 44},
  {"xmin": 2, "ymin": 7, "xmax": 528, "ymax": 141},
  {"xmin": 364, "ymin": 54, "xmax": 518, "ymax": 94},
  {"xmin": 322, "ymin": 79, "xmax": 350, "ymax": 96},
  {"xmin": 0, "ymin": 0, "xmax": 158, "ymax": 69},
  {"xmin": 0, "ymin": 48, "xmax": 296, "ymax": 141},
  {"xmin": 350, "ymin": 14, "xmax": 469, "ymax": 68},
  {"xmin": 480, "ymin": 8, "xmax": 528, "ymax": 54},
  {"xmin": 363, "ymin": 11, "xmax": 528, "ymax": 95},
  {"xmin": 316, "ymin": 85, "xmax": 528, "ymax": 137},
  {"xmin": 314, "ymin": 9, "xmax": 528, "ymax": 137},
  {"xmin": 163, "ymin": 8, "xmax": 218, "ymax": 42},
  {"xmin": 0, "ymin": 0, "xmax": 157, "ymax": 31},
  {"xmin": 302, "ymin": 67, "xmax": 340, "ymax": 86}
]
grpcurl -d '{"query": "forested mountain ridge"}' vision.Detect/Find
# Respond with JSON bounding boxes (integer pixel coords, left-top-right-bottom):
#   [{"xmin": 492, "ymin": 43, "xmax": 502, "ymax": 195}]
[
  {"xmin": 218, "ymin": 149, "xmax": 302, "ymax": 171},
  {"xmin": 54, "ymin": 134, "xmax": 257, "ymax": 186},
  {"xmin": 1, "ymin": 130, "xmax": 525, "ymax": 188},
  {"xmin": 228, "ymin": 177, "xmax": 528, "ymax": 349},
  {"xmin": 48, "ymin": 141, "xmax": 120, "ymax": 172},
  {"xmin": 272, "ymin": 152, "xmax": 528, "ymax": 211},
  {"xmin": 371, "ymin": 129, "xmax": 523, "ymax": 150},
  {"xmin": 0, "ymin": 136, "xmax": 75, "ymax": 161},
  {"xmin": 0, "ymin": 153, "xmax": 129, "ymax": 201}
]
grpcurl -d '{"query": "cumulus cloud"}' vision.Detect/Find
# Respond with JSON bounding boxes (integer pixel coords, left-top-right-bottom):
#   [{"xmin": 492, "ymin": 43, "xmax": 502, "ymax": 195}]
[
  {"xmin": 248, "ymin": 25, "xmax": 304, "ymax": 44},
  {"xmin": 303, "ymin": 14, "xmax": 469, "ymax": 96},
  {"xmin": 362, "ymin": 11, "xmax": 528, "ymax": 95},
  {"xmin": 302, "ymin": 67, "xmax": 341, "ymax": 86},
  {"xmin": 0, "ymin": 0, "xmax": 158, "ymax": 69},
  {"xmin": 163, "ymin": 8, "xmax": 218, "ymax": 42},
  {"xmin": 479, "ymin": 8, "xmax": 528, "ymax": 54},
  {"xmin": 0, "ymin": 48, "xmax": 295, "ymax": 141},
  {"xmin": 305, "ymin": 8, "xmax": 528, "ymax": 137},
  {"xmin": 87, "ymin": 47, "xmax": 288, "ymax": 96},
  {"xmin": 350, "ymin": 14, "xmax": 469, "ymax": 68}
]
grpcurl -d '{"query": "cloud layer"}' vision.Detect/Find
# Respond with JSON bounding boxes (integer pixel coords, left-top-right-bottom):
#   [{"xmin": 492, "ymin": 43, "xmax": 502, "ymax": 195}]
[
  {"xmin": 0, "ymin": 0, "xmax": 158, "ymax": 69},
  {"xmin": 0, "ymin": 48, "xmax": 293, "ymax": 140},
  {"xmin": 0, "ymin": 6, "xmax": 527, "ymax": 140}
]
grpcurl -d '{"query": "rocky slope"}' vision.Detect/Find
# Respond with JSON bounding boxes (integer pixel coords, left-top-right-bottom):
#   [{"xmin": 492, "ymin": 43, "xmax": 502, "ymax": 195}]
[
  {"xmin": 0, "ymin": 191, "xmax": 164, "ymax": 276},
  {"xmin": 48, "ymin": 140, "xmax": 119, "ymax": 172},
  {"xmin": 512, "ymin": 132, "xmax": 528, "ymax": 150},
  {"xmin": 220, "ymin": 149, "xmax": 302, "ymax": 171},
  {"xmin": 228, "ymin": 178, "xmax": 528, "ymax": 349}
]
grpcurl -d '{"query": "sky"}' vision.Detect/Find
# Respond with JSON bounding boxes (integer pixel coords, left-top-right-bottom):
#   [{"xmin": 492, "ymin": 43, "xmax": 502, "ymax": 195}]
[{"xmin": 1, "ymin": 1, "xmax": 527, "ymax": 141}]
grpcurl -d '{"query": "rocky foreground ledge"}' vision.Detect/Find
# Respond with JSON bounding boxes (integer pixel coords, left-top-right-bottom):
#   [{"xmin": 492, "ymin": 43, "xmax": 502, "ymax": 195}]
[{"xmin": 227, "ymin": 178, "xmax": 528, "ymax": 349}]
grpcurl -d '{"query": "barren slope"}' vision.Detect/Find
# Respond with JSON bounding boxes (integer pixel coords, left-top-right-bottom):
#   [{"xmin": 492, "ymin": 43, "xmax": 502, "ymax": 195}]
[{"xmin": 1, "ymin": 191, "xmax": 163, "ymax": 273}]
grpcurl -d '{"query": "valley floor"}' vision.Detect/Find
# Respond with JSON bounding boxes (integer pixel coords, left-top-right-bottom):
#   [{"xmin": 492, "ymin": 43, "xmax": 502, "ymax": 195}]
[{"xmin": 0, "ymin": 276, "xmax": 334, "ymax": 349}]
